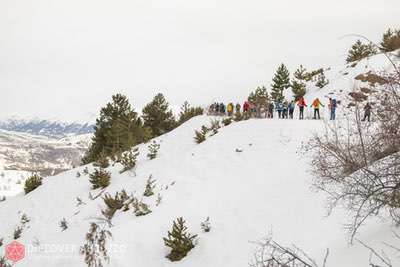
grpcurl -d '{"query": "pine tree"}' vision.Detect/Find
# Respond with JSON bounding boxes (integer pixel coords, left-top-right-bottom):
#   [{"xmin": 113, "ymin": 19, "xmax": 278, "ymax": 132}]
[
  {"xmin": 119, "ymin": 148, "xmax": 139, "ymax": 174},
  {"xmin": 163, "ymin": 217, "xmax": 197, "ymax": 261},
  {"xmin": 346, "ymin": 39, "xmax": 377, "ymax": 63},
  {"xmin": 194, "ymin": 125, "xmax": 208, "ymax": 144},
  {"xmin": 294, "ymin": 65, "xmax": 307, "ymax": 80},
  {"xmin": 89, "ymin": 168, "xmax": 111, "ymax": 189},
  {"xmin": 248, "ymin": 86, "xmax": 268, "ymax": 110},
  {"xmin": 80, "ymin": 223, "xmax": 112, "ymax": 267},
  {"xmin": 291, "ymin": 78, "xmax": 306, "ymax": 100},
  {"xmin": 380, "ymin": 28, "xmax": 400, "ymax": 53},
  {"xmin": 143, "ymin": 175, "xmax": 156, "ymax": 197},
  {"xmin": 178, "ymin": 101, "xmax": 204, "ymax": 125},
  {"xmin": 147, "ymin": 141, "xmax": 160, "ymax": 160},
  {"xmin": 271, "ymin": 64, "xmax": 290, "ymax": 103},
  {"xmin": 315, "ymin": 72, "xmax": 329, "ymax": 88},
  {"xmin": 24, "ymin": 173, "xmax": 42, "ymax": 194},
  {"xmin": 82, "ymin": 94, "xmax": 149, "ymax": 164},
  {"xmin": 142, "ymin": 93, "xmax": 176, "ymax": 138}
]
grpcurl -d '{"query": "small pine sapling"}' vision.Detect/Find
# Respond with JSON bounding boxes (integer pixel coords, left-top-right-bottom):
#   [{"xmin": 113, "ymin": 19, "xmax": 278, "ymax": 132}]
[
  {"xmin": 163, "ymin": 217, "xmax": 197, "ymax": 261},
  {"xmin": 0, "ymin": 257, "xmax": 11, "ymax": 267},
  {"xmin": 80, "ymin": 223, "xmax": 112, "ymax": 267},
  {"xmin": 222, "ymin": 117, "xmax": 233, "ymax": 126},
  {"xmin": 20, "ymin": 214, "xmax": 30, "ymax": 225},
  {"xmin": 132, "ymin": 198, "xmax": 152, "ymax": 217},
  {"xmin": 89, "ymin": 169, "xmax": 111, "ymax": 189},
  {"xmin": 13, "ymin": 226, "xmax": 23, "ymax": 240},
  {"xmin": 59, "ymin": 218, "xmax": 68, "ymax": 231},
  {"xmin": 147, "ymin": 141, "xmax": 160, "ymax": 160},
  {"xmin": 143, "ymin": 175, "xmax": 156, "ymax": 197},
  {"xmin": 93, "ymin": 152, "xmax": 110, "ymax": 168},
  {"xmin": 101, "ymin": 191, "xmax": 130, "ymax": 220},
  {"xmin": 119, "ymin": 148, "xmax": 139, "ymax": 174},
  {"xmin": 83, "ymin": 167, "xmax": 89, "ymax": 175},
  {"xmin": 201, "ymin": 217, "xmax": 211, "ymax": 232},
  {"xmin": 156, "ymin": 193, "xmax": 162, "ymax": 206},
  {"xmin": 24, "ymin": 173, "xmax": 43, "ymax": 194}
]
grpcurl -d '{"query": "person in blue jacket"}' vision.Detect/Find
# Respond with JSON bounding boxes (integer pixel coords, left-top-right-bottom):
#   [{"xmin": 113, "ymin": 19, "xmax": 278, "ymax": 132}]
[
  {"xmin": 328, "ymin": 98, "xmax": 337, "ymax": 120},
  {"xmin": 276, "ymin": 102, "xmax": 284, "ymax": 119},
  {"xmin": 288, "ymin": 100, "xmax": 295, "ymax": 119}
]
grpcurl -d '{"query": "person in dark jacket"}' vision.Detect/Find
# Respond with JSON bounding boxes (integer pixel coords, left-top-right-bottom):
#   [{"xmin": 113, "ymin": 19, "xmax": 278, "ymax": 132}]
[
  {"xmin": 267, "ymin": 102, "xmax": 274, "ymax": 118},
  {"xmin": 276, "ymin": 102, "xmax": 284, "ymax": 119},
  {"xmin": 235, "ymin": 103, "xmax": 241, "ymax": 113},
  {"xmin": 288, "ymin": 100, "xmax": 295, "ymax": 119},
  {"xmin": 220, "ymin": 103, "xmax": 226, "ymax": 115},
  {"xmin": 328, "ymin": 98, "xmax": 337, "ymax": 120},
  {"xmin": 362, "ymin": 102, "xmax": 372, "ymax": 122}
]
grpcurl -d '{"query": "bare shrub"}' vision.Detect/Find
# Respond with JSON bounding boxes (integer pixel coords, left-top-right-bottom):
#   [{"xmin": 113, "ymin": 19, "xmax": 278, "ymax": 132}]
[
  {"xmin": 309, "ymin": 70, "xmax": 400, "ymax": 241},
  {"xmin": 250, "ymin": 234, "xmax": 328, "ymax": 267}
]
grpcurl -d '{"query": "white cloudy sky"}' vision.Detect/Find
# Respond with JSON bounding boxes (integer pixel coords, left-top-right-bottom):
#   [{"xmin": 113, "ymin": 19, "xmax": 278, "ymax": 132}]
[{"xmin": 1, "ymin": 0, "xmax": 399, "ymax": 121}]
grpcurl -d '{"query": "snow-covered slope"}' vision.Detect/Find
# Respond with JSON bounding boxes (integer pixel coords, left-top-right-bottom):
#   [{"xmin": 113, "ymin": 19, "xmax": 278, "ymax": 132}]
[
  {"xmin": 0, "ymin": 115, "xmax": 397, "ymax": 267},
  {"xmin": 0, "ymin": 130, "xmax": 92, "ymax": 196}
]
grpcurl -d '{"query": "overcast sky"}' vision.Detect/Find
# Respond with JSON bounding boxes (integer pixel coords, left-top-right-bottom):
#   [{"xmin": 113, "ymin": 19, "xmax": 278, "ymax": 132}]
[{"xmin": 1, "ymin": 0, "xmax": 399, "ymax": 122}]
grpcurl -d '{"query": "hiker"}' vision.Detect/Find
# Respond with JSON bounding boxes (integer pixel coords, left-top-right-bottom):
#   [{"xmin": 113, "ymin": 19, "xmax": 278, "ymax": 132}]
[
  {"xmin": 219, "ymin": 103, "xmax": 226, "ymax": 115},
  {"xmin": 288, "ymin": 100, "xmax": 295, "ymax": 119},
  {"xmin": 276, "ymin": 102, "xmax": 284, "ymax": 119},
  {"xmin": 297, "ymin": 97, "xmax": 307, "ymax": 120},
  {"xmin": 243, "ymin": 101, "xmax": 250, "ymax": 113},
  {"xmin": 267, "ymin": 102, "xmax": 274, "ymax": 118},
  {"xmin": 282, "ymin": 101, "xmax": 288, "ymax": 119},
  {"xmin": 362, "ymin": 102, "xmax": 372, "ymax": 122},
  {"xmin": 328, "ymin": 98, "xmax": 337, "ymax": 120},
  {"xmin": 311, "ymin": 98, "xmax": 324, "ymax": 120},
  {"xmin": 235, "ymin": 103, "xmax": 241, "ymax": 113},
  {"xmin": 227, "ymin": 102, "xmax": 234, "ymax": 116},
  {"xmin": 249, "ymin": 102, "xmax": 256, "ymax": 116}
]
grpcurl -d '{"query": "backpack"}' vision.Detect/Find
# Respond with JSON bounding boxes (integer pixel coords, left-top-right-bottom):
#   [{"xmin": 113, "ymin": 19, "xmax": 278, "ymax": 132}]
[{"xmin": 332, "ymin": 99, "xmax": 337, "ymax": 108}]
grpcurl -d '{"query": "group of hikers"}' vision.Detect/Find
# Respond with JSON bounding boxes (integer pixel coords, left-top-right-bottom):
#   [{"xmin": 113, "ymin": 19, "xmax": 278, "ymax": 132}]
[{"xmin": 208, "ymin": 97, "xmax": 339, "ymax": 120}]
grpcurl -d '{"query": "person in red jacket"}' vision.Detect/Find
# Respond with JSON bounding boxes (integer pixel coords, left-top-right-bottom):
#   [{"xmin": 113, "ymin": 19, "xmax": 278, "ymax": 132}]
[
  {"xmin": 243, "ymin": 101, "xmax": 250, "ymax": 113},
  {"xmin": 297, "ymin": 97, "xmax": 307, "ymax": 120}
]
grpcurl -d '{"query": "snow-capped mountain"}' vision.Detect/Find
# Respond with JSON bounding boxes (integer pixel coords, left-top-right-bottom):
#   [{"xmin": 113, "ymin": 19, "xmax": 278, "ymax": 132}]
[{"xmin": 0, "ymin": 118, "xmax": 94, "ymax": 138}]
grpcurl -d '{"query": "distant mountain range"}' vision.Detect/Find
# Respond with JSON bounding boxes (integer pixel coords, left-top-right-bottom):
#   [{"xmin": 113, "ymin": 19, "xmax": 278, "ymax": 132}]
[{"xmin": 0, "ymin": 118, "xmax": 94, "ymax": 138}]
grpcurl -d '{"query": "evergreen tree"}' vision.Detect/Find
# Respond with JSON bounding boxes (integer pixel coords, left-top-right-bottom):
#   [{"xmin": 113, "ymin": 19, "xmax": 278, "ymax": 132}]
[
  {"xmin": 82, "ymin": 94, "xmax": 149, "ymax": 164},
  {"xmin": 294, "ymin": 65, "xmax": 308, "ymax": 80},
  {"xmin": 147, "ymin": 141, "xmax": 160, "ymax": 160},
  {"xmin": 143, "ymin": 175, "xmax": 156, "ymax": 197},
  {"xmin": 380, "ymin": 28, "xmax": 400, "ymax": 53},
  {"xmin": 163, "ymin": 217, "xmax": 197, "ymax": 261},
  {"xmin": 271, "ymin": 64, "xmax": 290, "ymax": 103},
  {"xmin": 89, "ymin": 168, "xmax": 111, "ymax": 189},
  {"xmin": 24, "ymin": 173, "xmax": 43, "ymax": 194},
  {"xmin": 315, "ymin": 72, "xmax": 329, "ymax": 88},
  {"xmin": 291, "ymin": 79, "xmax": 306, "ymax": 100},
  {"xmin": 248, "ymin": 86, "xmax": 268, "ymax": 108},
  {"xmin": 119, "ymin": 148, "xmax": 139, "ymax": 174},
  {"xmin": 142, "ymin": 93, "xmax": 176, "ymax": 138},
  {"xmin": 178, "ymin": 101, "xmax": 204, "ymax": 125},
  {"xmin": 346, "ymin": 39, "xmax": 377, "ymax": 63}
]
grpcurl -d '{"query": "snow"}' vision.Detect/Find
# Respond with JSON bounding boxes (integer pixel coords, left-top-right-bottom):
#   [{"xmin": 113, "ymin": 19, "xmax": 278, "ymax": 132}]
[{"xmin": 0, "ymin": 115, "xmax": 398, "ymax": 267}]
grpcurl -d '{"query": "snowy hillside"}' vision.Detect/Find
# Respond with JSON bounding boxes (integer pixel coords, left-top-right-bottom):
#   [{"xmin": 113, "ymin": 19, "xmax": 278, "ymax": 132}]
[
  {"xmin": 284, "ymin": 51, "xmax": 399, "ymax": 113},
  {"xmin": 0, "ymin": 130, "xmax": 92, "ymax": 196},
  {"xmin": 0, "ymin": 115, "xmax": 398, "ymax": 267}
]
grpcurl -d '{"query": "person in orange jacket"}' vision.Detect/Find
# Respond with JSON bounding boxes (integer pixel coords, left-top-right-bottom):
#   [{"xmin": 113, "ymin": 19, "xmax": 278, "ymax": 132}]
[
  {"xmin": 311, "ymin": 98, "xmax": 324, "ymax": 120},
  {"xmin": 297, "ymin": 97, "xmax": 307, "ymax": 120}
]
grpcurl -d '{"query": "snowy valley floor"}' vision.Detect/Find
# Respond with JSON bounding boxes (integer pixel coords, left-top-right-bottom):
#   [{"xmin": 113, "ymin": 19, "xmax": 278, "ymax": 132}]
[{"xmin": 0, "ymin": 115, "xmax": 398, "ymax": 267}]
